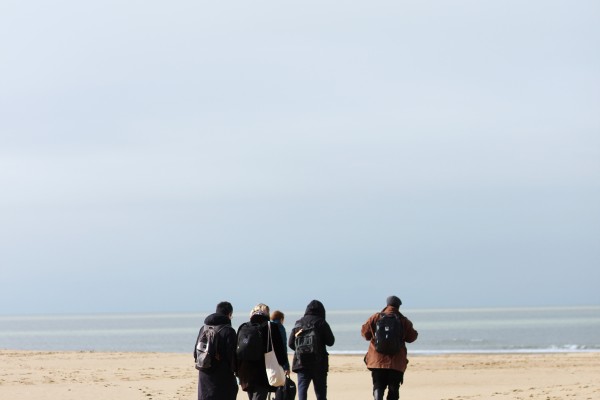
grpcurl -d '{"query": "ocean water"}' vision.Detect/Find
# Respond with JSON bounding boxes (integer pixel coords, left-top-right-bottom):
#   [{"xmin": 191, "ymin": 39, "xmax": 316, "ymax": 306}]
[{"xmin": 1, "ymin": 306, "xmax": 598, "ymax": 354}]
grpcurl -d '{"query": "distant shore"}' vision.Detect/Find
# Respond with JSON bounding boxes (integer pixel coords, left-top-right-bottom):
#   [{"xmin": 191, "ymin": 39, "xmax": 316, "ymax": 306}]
[{"xmin": 1, "ymin": 351, "xmax": 599, "ymax": 400}]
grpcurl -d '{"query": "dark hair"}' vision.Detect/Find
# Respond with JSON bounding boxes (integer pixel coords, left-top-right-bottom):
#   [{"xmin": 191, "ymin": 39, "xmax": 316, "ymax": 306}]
[
  {"xmin": 216, "ymin": 301, "xmax": 233, "ymax": 316},
  {"xmin": 271, "ymin": 310, "xmax": 284, "ymax": 321}
]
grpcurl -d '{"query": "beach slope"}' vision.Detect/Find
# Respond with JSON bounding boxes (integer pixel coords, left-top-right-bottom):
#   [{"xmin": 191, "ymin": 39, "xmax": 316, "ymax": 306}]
[{"xmin": 1, "ymin": 351, "xmax": 598, "ymax": 399}]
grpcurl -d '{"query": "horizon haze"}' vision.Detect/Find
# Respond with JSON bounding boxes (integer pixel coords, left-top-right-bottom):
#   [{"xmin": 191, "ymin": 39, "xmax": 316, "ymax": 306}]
[{"xmin": 1, "ymin": 1, "xmax": 599, "ymax": 315}]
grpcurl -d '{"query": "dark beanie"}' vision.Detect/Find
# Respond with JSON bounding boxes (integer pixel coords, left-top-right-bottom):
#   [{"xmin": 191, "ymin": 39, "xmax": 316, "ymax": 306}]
[{"xmin": 386, "ymin": 295, "xmax": 402, "ymax": 308}]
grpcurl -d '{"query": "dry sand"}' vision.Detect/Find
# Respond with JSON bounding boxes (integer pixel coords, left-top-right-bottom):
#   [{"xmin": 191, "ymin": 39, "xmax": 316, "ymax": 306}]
[{"xmin": 1, "ymin": 350, "xmax": 598, "ymax": 400}]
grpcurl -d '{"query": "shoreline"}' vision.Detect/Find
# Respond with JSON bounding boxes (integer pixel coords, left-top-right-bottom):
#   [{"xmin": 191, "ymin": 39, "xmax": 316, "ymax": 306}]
[
  {"xmin": 4, "ymin": 347, "xmax": 600, "ymax": 355},
  {"xmin": 1, "ymin": 351, "xmax": 599, "ymax": 400},
  {"xmin": 3, "ymin": 306, "xmax": 598, "ymax": 355}
]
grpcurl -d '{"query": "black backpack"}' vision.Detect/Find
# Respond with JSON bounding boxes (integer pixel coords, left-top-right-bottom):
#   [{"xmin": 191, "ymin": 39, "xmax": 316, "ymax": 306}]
[
  {"xmin": 374, "ymin": 313, "xmax": 404, "ymax": 355},
  {"xmin": 236, "ymin": 322, "xmax": 265, "ymax": 361},
  {"xmin": 195, "ymin": 324, "xmax": 227, "ymax": 371},
  {"xmin": 294, "ymin": 322, "xmax": 321, "ymax": 363}
]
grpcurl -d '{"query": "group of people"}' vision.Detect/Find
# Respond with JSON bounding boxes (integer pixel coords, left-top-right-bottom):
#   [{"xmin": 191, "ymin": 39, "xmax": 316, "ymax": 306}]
[{"xmin": 193, "ymin": 296, "xmax": 418, "ymax": 400}]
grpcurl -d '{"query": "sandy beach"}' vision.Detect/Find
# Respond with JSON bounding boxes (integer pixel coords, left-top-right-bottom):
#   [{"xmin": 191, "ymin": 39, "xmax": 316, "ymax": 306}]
[{"xmin": 1, "ymin": 351, "xmax": 598, "ymax": 400}]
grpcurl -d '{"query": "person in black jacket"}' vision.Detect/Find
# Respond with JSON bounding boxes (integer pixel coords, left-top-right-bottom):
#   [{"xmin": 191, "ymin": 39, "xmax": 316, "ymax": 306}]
[
  {"xmin": 270, "ymin": 310, "xmax": 290, "ymax": 372},
  {"xmin": 193, "ymin": 301, "xmax": 238, "ymax": 400},
  {"xmin": 236, "ymin": 303, "xmax": 289, "ymax": 400},
  {"xmin": 288, "ymin": 299, "xmax": 335, "ymax": 400}
]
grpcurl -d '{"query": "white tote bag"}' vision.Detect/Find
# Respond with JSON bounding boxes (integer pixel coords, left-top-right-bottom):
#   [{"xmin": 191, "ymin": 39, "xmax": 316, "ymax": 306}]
[{"xmin": 265, "ymin": 322, "xmax": 286, "ymax": 387}]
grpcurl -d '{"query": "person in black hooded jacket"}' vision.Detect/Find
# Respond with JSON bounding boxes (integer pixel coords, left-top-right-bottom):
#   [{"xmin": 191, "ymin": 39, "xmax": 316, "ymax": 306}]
[
  {"xmin": 288, "ymin": 299, "xmax": 335, "ymax": 400},
  {"xmin": 193, "ymin": 301, "xmax": 238, "ymax": 400}
]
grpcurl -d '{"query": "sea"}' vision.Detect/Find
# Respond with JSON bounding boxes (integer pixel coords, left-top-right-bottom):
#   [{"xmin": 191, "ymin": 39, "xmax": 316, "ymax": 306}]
[{"xmin": 1, "ymin": 306, "xmax": 599, "ymax": 354}]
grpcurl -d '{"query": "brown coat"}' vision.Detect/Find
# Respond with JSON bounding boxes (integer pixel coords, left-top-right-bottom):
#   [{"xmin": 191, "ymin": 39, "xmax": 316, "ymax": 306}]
[{"xmin": 361, "ymin": 305, "xmax": 418, "ymax": 372}]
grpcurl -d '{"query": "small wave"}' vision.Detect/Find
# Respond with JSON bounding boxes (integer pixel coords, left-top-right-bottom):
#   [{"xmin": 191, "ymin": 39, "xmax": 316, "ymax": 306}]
[{"xmin": 409, "ymin": 347, "xmax": 600, "ymax": 355}]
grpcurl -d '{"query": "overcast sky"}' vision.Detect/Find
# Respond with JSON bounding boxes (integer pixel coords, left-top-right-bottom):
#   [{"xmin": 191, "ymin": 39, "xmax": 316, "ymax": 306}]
[{"xmin": 1, "ymin": 1, "xmax": 599, "ymax": 315}]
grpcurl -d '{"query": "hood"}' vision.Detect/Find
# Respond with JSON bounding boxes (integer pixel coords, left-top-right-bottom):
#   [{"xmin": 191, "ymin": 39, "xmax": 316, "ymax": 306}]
[
  {"xmin": 250, "ymin": 313, "xmax": 269, "ymax": 324},
  {"xmin": 204, "ymin": 312, "xmax": 231, "ymax": 326},
  {"xmin": 304, "ymin": 299, "xmax": 326, "ymax": 319}
]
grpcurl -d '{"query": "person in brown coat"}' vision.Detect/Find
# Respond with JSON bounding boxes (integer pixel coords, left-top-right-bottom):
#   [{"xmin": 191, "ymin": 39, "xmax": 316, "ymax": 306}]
[{"xmin": 361, "ymin": 296, "xmax": 418, "ymax": 400}]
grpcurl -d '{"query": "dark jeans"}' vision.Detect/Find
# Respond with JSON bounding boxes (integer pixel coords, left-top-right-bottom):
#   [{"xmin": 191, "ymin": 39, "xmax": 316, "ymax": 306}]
[
  {"xmin": 371, "ymin": 369, "xmax": 404, "ymax": 400},
  {"xmin": 296, "ymin": 369, "xmax": 328, "ymax": 400}
]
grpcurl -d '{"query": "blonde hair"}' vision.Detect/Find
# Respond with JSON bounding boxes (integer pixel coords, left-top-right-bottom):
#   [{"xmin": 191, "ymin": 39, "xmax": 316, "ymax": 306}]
[{"xmin": 250, "ymin": 303, "xmax": 270, "ymax": 318}]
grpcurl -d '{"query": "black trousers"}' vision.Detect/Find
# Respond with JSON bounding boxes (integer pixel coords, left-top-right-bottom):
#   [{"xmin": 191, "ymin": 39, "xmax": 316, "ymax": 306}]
[
  {"xmin": 371, "ymin": 369, "xmax": 404, "ymax": 400},
  {"xmin": 245, "ymin": 384, "xmax": 269, "ymax": 400}
]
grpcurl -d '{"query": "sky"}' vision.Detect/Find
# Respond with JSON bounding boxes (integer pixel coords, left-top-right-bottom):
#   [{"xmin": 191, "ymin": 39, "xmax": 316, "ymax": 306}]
[{"xmin": 1, "ymin": 1, "xmax": 599, "ymax": 315}]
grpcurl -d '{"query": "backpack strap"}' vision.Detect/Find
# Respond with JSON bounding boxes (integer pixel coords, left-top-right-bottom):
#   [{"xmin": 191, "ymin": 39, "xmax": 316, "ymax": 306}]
[
  {"xmin": 267, "ymin": 321, "xmax": 274, "ymax": 352},
  {"xmin": 212, "ymin": 324, "xmax": 234, "ymax": 361}
]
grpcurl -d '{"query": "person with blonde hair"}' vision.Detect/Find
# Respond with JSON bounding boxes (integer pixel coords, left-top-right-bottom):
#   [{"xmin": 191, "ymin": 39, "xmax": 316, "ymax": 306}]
[{"xmin": 236, "ymin": 303, "xmax": 288, "ymax": 400}]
